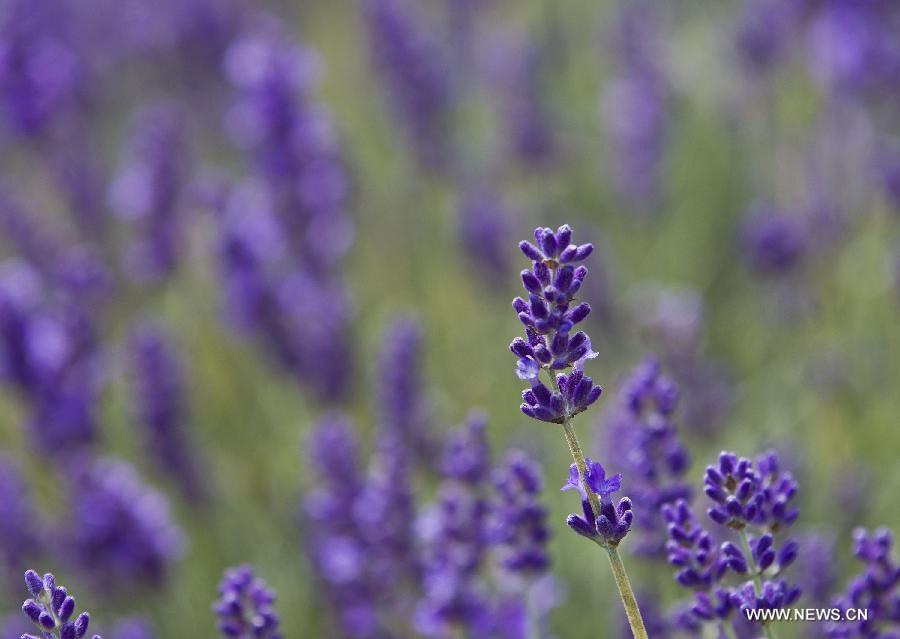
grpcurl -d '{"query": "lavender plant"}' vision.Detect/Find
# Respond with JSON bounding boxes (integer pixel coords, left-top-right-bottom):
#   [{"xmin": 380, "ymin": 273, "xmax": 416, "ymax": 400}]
[
  {"xmin": 108, "ymin": 102, "xmax": 191, "ymax": 283},
  {"xmin": 825, "ymin": 527, "xmax": 900, "ymax": 638},
  {"xmin": 510, "ymin": 224, "xmax": 648, "ymax": 637},
  {"xmin": 127, "ymin": 321, "xmax": 205, "ymax": 502},
  {"xmin": 214, "ymin": 565, "xmax": 282, "ymax": 639},
  {"xmin": 603, "ymin": 357, "xmax": 691, "ymax": 556},
  {"xmin": 20, "ymin": 570, "xmax": 101, "ymax": 639},
  {"xmin": 65, "ymin": 458, "xmax": 185, "ymax": 591},
  {"xmin": 665, "ymin": 450, "xmax": 801, "ymax": 638}
]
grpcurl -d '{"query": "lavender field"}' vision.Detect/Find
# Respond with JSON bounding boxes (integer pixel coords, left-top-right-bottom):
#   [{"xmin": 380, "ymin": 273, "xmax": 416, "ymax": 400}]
[{"xmin": 2, "ymin": 1, "xmax": 900, "ymax": 638}]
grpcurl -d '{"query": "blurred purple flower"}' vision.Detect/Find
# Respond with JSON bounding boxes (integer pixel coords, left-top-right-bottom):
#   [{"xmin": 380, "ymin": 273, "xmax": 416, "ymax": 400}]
[
  {"xmin": 362, "ymin": 0, "xmax": 454, "ymax": 171},
  {"xmin": 740, "ymin": 202, "xmax": 807, "ymax": 276},
  {"xmin": 825, "ymin": 527, "xmax": 900, "ymax": 637},
  {"xmin": 214, "ymin": 565, "xmax": 281, "ymax": 639},
  {"xmin": 0, "ymin": 0, "xmax": 84, "ymax": 139},
  {"xmin": 490, "ymin": 450, "xmax": 551, "ymax": 578},
  {"xmin": 377, "ymin": 315, "xmax": 435, "ymax": 465},
  {"xmin": 415, "ymin": 414, "xmax": 493, "ymax": 636},
  {"xmin": 66, "ymin": 458, "xmax": 185, "ymax": 591},
  {"xmin": 127, "ymin": 321, "xmax": 205, "ymax": 502},
  {"xmin": 601, "ymin": 1, "xmax": 669, "ymax": 211},
  {"xmin": 458, "ymin": 184, "xmax": 513, "ymax": 286},
  {"xmin": 108, "ymin": 102, "xmax": 192, "ymax": 282},
  {"xmin": 602, "ymin": 357, "xmax": 691, "ymax": 555}
]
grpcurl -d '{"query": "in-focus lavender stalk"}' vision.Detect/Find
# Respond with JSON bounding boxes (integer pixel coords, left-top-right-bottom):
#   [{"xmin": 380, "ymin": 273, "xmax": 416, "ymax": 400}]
[
  {"xmin": 20, "ymin": 570, "xmax": 101, "ymax": 639},
  {"xmin": 127, "ymin": 321, "xmax": 205, "ymax": 502},
  {"xmin": 65, "ymin": 458, "xmax": 185, "ymax": 591},
  {"xmin": 509, "ymin": 225, "xmax": 648, "ymax": 638},
  {"xmin": 666, "ymin": 450, "xmax": 802, "ymax": 638},
  {"xmin": 603, "ymin": 357, "xmax": 691, "ymax": 556},
  {"xmin": 108, "ymin": 102, "xmax": 191, "ymax": 283},
  {"xmin": 214, "ymin": 565, "xmax": 281, "ymax": 639},
  {"xmin": 825, "ymin": 527, "xmax": 900, "ymax": 638},
  {"xmin": 361, "ymin": 0, "xmax": 453, "ymax": 171}
]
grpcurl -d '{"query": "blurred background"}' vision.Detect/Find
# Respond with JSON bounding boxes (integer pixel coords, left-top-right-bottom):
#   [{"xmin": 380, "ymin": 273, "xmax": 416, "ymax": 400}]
[{"xmin": 1, "ymin": 0, "xmax": 899, "ymax": 637}]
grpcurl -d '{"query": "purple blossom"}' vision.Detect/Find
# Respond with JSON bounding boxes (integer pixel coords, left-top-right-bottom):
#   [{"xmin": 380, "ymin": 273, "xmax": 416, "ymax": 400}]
[
  {"xmin": 214, "ymin": 565, "xmax": 281, "ymax": 639},
  {"xmin": 670, "ymin": 450, "xmax": 802, "ymax": 632},
  {"xmin": 825, "ymin": 527, "xmax": 900, "ymax": 638},
  {"xmin": 415, "ymin": 415, "xmax": 493, "ymax": 636},
  {"xmin": 0, "ymin": 0, "xmax": 84, "ymax": 139},
  {"xmin": 562, "ymin": 458, "xmax": 633, "ymax": 546},
  {"xmin": 601, "ymin": 1, "xmax": 669, "ymax": 211},
  {"xmin": 512, "ymin": 225, "xmax": 602, "ymax": 424},
  {"xmin": 65, "ymin": 458, "xmax": 185, "ymax": 591},
  {"xmin": 108, "ymin": 102, "xmax": 191, "ymax": 282},
  {"xmin": 303, "ymin": 414, "xmax": 383, "ymax": 637},
  {"xmin": 458, "ymin": 184, "xmax": 513, "ymax": 286},
  {"xmin": 217, "ymin": 18, "xmax": 355, "ymax": 401},
  {"xmin": 127, "ymin": 321, "xmax": 205, "ymax": 502},
  {"xmin": 362, "ymin": 0, "xmax": 453, "ymax": 170},
  {"xmin": 20, "ymin": 569, "xmax": 101, "ymax": 639},
  {"xmin": 490, "ymin": 450, "xmax": 550, "ymax": 577},
  {"xmin": 488, "ymin": 31, "xmax": 557, "ymax": 168},
  {"xmin": 603, "ymin": 357, "xmax": 691, "ymax": 555},
  {"xmin": 0, "ymin": 261, "xmax": 102, "ymax": 454},
  {"xmin": 376, "ymin": 315, "xmax": 435, "ymax": 465},
  {"xmin": 740, "ymin": 202, "xmax": 807, "ymax": 276}
]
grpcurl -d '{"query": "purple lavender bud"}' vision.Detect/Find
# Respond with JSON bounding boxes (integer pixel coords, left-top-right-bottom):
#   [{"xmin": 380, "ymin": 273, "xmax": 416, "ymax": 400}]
[
  {"xmin": 214, "ymin": 565, "xmax": 282, "ymax": 639},
  {"xmin": 24, "ymin": 570, "xmax": 43, "ymax": 597},
  {"xmin": 19, "ymin": 571, "xmax": 101, "ymax": 639}
]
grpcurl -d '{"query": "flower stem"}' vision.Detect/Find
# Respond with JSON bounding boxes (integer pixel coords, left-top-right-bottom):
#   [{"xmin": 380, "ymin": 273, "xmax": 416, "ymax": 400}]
[
  {"xmin": 605, "ymin": 545, "xmax": 649, "ymax": 639},
  {"xmin": 557, "ymin": 403, "xmax": 647, "ymax": 638},
  {"xmin": 722, "ymin": 621, "xmax": 739, "ymax": 639},
  {"xmin": 739, "ymin": 529, "xmax": 778, "ymax": 639}
]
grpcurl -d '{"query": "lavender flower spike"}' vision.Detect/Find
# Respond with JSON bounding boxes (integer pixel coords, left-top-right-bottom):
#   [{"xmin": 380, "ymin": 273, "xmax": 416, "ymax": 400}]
[
  {"xmin": 214, "ymin": 565, "xmax": 282, "ymax": 639},
  {"xmin": 508, "ymin": 225, "xmax": 647, "ymax": 638},
  {"xmin": 20, "ymin": 570, "xmax": 101, "ymax": 639}
]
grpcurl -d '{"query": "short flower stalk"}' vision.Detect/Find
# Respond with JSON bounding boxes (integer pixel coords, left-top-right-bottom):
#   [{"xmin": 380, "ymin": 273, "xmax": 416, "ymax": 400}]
[{"xmin": 511, "ymin": 225, "xmax": 648, "ymax": 639}]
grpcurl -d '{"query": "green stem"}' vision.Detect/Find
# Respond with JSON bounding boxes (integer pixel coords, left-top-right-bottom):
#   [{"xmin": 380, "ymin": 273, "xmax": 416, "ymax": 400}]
[
  {"xmin": 721, "ymin": 621, "xmax": 739, "ymax": 639},
  {"xmin": 605, "ymin": 545, "xmax": 649, "ymax": 639},
  {"xmin": 739, "ymin": 529, "xmax": 778, "ymax": 639},
  {"xmin": 551, "ymin": 371, "xmax": 647, "ymax": 639}
]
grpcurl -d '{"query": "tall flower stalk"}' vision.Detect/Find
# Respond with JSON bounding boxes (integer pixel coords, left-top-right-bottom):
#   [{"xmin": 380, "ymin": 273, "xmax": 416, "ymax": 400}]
[{"xmin": 510, "ymin": 225, "xmax": 648, "ymax": 638}]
